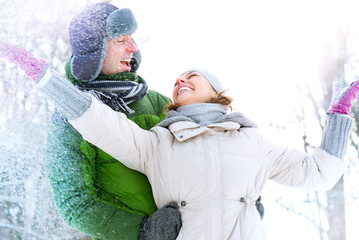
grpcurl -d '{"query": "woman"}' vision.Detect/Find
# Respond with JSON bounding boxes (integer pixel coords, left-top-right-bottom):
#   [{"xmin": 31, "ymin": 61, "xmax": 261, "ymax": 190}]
[
  {"xmin": 1, "ymin": 41, "xmax": 356, "ymax": 239},
  {"xmin": 34, "ymin": 65, "xmax": 355, "ymax": 239}
]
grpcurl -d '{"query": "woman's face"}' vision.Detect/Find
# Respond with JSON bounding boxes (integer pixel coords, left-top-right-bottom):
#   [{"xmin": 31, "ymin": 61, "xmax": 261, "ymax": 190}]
[{"xmin": 173, "ymin": 71, "xmax": 217, "ymax": 106}]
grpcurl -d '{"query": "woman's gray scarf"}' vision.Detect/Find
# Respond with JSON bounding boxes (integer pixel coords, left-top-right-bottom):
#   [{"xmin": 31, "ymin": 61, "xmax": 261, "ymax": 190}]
[
  {"xmin": 76, "ymin": 75, "xmax": 148, "ymax": 114},
  {"xmin": 157, "ymin": 103, "xmax": 257, "ymax": 128}
]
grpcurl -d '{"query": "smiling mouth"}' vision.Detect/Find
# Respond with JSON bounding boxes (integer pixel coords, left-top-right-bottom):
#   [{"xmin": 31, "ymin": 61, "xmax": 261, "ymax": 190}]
[
  {"xmin": 120, "ymin": 59, "xmax": 131, "ymax": 67},
  {"xmin": 178, "ymin": 86, "xmax": 193, "ymax": 94}
]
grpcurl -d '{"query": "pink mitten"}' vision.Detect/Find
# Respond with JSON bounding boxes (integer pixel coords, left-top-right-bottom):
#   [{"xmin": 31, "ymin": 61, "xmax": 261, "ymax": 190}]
[
  {"xmin": 0, "ymin": 41, "xmax": 49, "ymax": 82},
  {"xmin": 328, "ymin": 81, "xmax": 359, "ymax": 115}
]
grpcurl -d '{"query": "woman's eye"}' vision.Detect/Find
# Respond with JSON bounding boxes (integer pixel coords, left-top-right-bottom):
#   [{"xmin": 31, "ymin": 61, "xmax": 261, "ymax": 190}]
[{"xmin": 188, "ymin": 74, "xmax": 198, "ymax": 79}]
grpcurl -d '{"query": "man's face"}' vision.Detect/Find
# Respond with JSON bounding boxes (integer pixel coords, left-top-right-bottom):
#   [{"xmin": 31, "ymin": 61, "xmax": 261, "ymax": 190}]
[{"xmin": 101, "ymin": 35, "xmax": 137, "ymax": 75}]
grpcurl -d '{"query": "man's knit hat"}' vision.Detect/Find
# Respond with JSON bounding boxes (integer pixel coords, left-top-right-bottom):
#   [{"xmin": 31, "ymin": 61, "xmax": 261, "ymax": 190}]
[{"xmin": 69, "ymin": 3, "xmax": 139, "ymax": 81}]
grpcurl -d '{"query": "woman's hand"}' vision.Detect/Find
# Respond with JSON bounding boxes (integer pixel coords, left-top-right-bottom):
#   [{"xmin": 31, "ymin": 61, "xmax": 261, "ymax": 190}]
[
  {"xmin": 0, "ymin": 41, "xmax": 49, "ymax": 82},
  {"xmin": 328, "ymin": 81, "xmax": 359, "ymax": 115}
]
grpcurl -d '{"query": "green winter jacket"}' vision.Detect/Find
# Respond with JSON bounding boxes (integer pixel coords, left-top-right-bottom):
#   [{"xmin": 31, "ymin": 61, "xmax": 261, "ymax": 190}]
[{"xmin": 46, "ymin": 62, "xmax": 171, "ymax": 240}]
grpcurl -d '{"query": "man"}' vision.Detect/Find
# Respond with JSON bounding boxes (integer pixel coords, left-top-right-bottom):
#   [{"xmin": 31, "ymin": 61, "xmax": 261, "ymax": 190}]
[
  {"xmin": 0, "ymin": 3, "xmax": 264, "ymax": 239},
  {"xmin": 45, "ymin": 3, "xmax": 181, "ymax": 239}
]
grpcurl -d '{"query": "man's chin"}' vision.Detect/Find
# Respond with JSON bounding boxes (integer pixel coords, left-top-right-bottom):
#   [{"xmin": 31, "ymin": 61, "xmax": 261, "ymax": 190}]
[{"xmin": 119, "ymin": 66, "xmax": 132, "ymax": 72}]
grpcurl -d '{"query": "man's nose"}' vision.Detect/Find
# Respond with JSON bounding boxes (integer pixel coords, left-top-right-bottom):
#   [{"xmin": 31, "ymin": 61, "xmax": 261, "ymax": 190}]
[{"xmin": 127, "ymin": 39, "xmax": 137, "ymax": 53}]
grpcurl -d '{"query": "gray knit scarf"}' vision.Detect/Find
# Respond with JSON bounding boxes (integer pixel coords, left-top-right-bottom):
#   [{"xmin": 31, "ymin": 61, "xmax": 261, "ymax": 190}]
[
  {"xmin": 157, "ymin": 103, "xmax": 257, "ymax": 128},
  {"xmin": 76, "ymin": 75, "xmax": 148, "ymax": 114}
]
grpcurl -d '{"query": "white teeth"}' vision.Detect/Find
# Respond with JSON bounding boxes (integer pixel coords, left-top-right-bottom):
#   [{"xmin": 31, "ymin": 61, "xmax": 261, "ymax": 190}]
[
  {"xmin": 121, "ymin": 59, "xmax": 131, "ymax": 63},
  {"xmin": 178, "ymin": 87, "xmax": 192, "ymax": 94}
]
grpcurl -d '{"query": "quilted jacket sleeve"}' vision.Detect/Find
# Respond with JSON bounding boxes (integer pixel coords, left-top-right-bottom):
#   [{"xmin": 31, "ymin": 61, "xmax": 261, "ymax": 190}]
[
  {"xmin": 259, "ymin": 130, "xmax": 346, "ymax": 192},
  {"xmin": 69, "ymin": 97, "xmax": 155, "ymax": 174},
  {"xmin": 46, "ymin": 111, "xmax": 145, "ymax": 240}
]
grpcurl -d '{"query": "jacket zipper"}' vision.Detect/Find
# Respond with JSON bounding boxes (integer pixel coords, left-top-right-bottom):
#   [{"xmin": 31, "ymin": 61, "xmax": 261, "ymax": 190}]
[{"xmin": 215, "ymin": 133, "xmax": 224, "ymax": 239}]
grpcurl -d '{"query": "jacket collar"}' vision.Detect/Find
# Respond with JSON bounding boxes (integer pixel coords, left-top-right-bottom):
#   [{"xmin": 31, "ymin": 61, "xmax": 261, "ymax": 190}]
[{"xmin": 168, "ymin": 121, "xmax": 241, "ymax": 142}]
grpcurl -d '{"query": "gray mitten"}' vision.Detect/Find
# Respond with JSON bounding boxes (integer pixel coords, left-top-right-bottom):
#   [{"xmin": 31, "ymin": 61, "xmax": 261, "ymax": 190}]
[{"xmin": 139, "ymin": 202, "xmax": 182, "ymax": 240}]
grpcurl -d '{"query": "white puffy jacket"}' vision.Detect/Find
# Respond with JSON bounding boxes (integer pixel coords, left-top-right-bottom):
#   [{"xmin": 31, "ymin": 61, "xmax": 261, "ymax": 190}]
[{"xmin": 70, "ymin": 97, "xmax": 345, "ymax": 240}]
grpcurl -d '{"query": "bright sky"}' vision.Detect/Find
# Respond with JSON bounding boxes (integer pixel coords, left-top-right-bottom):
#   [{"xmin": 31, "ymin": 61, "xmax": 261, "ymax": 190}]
[{"xmin": 113, "ymin": 0, "xmax": 358, "ymax": 126}]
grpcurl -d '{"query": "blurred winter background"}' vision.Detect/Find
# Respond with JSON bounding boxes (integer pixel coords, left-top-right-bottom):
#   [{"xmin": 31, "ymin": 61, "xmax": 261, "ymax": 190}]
[{"xmin": 1, "ymin": 0, "xmax": 359, "ymax": 239}]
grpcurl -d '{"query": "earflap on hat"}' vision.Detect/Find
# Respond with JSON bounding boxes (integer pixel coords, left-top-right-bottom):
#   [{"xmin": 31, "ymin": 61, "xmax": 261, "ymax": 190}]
[
  {"xmin": 130, "ymin": 47, "xmax": 142, "ymax": 72},
  {"xmin": 106, "ymin": 8, "xmax": 137, "ymax": 38},
  {"xmin": 71, "ymin": 36, "xmax": 109, "ymax": 82}
]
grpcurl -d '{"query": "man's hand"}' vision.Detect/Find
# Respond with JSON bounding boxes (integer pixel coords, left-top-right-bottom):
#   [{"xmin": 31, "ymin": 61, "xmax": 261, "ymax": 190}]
[{"xmin": 139, "ymin": 202, "xmax": 182, "ymax": 240}]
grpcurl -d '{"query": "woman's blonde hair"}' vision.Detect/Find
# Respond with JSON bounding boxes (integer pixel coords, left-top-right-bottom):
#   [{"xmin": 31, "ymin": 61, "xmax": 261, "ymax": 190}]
[{"xmin": 166, "ymin": 91, "xmax": 233, "ymax": 111}]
